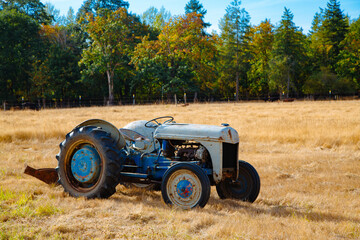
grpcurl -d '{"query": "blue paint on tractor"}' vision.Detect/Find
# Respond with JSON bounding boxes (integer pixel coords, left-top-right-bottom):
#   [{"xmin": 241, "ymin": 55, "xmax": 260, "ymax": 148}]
[
  {"xmin": 128, "ymin": 150, "xmax": 169, "ymax": 180},
  {"xmin": 71, "ymin": 145, "xmax": 101, "ymax": 183},
  {"xmin": 123, "ymin": 148, "xmax": 213, "ymax": 182},
  {"xmin": 176, "ymin": 180, "xmax": 193, "ymax": 198}
]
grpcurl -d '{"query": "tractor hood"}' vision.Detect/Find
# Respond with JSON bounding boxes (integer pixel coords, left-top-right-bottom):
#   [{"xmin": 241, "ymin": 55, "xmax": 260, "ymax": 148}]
[{"xmin": 154, "ymin": 123, "xmax": 239, "ymax": 144}]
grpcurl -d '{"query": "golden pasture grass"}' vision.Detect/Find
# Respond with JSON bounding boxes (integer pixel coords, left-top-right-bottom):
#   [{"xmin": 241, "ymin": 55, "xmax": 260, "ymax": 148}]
[{"xmin": 0, "ymin": 100, "xmax": 359, "ymax": 239}]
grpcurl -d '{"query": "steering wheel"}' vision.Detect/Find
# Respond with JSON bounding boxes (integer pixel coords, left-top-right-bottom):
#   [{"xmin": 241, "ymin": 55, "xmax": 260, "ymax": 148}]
[{"xmin": 145, "ymin": 116, "xmax": 174, "ymax": 128}]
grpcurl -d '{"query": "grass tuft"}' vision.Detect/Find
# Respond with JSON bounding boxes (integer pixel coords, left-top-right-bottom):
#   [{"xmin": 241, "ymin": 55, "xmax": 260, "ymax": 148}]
[{"xmin": 0, "ymin": 188, "xmax": 61, "ymax": 221}]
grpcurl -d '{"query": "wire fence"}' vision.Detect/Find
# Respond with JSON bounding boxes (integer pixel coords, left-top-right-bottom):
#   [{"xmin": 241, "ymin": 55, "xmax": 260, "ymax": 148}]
[{"xmin": 1, "ymin": 93, "xmax": 359, "ymax": 111}]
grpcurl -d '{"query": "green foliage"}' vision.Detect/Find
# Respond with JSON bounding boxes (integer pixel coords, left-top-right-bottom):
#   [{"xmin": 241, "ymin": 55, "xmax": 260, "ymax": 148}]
[
  {"xmin": 0, "ymin": 9, "xmax": 41, "ymax": 101},
  {"xmin": 309, "ymin": 0, "xmax": 349, "ymax": 71},
  {"xmin": 76, "ymin": 0, "xmax": 129, "ymax": 21},
  {"xmin": 247, "ymin": 19, "xmax": 274, "ymax": 97},
  {"xmin": 0, "ymin": 188, "xmax": 61, "ymax": 221},
  {"xmin": 80, "ymin": 8, "xmax": 148, "ymax": 104},
  {"xmin": 29, "ymin": 23, "xmax": 83, "ymax": 102},
  {"xmin": 322, "ymin": 0, "xmax": 349, "ymax": 65},
  {"xmin": 0, "ymin": 0, "xmax": 52, "ymax": 24},
  {"xmin": 336, "ymin": 17, "xmax": 360, "ymax": 88},
  {"xmin": 0, "ymin": 0, "xmax": 358, "ymax": 103},
  {"xmin": 303, "ymin": 66, "xmax": 357, "ymax": 95},
  {"xmin": 269, "ymin": 8, "xmax": 308, "ymax": 98},
  {"xmin": 141, "ymin": 6, "xmax": 171, "ymax": 32},
  {"xmin": 218, "ymin": 0, "xmax": 251, "ymax": 100},
  {"xmin": 132, "ymin": 13, "xmax": 218, "ymax": 100},
  {"xmin": 305, "ymin": 0, "xmax": 357, "ymax": 96},
  {"xmin": 185, "ymin": 0, "xmax": 210, "ymax": 29}
]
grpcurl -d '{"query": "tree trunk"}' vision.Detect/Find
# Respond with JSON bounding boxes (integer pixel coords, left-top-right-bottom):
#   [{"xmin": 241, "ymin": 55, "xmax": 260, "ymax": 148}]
[
  {"xmin": 236, "ymin": 71, "xmax": 239, "ymax": 101},
  {"xmin": 287, "ymin": 70, "xmax": 290, "ymax": 99},
  {"xmin": 106, "ymin": 69, "xmax": 114, "ymax": 106}
]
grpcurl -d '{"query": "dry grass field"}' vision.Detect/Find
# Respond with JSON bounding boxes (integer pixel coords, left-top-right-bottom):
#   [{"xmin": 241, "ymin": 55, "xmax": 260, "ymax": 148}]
[{"xmin": 0, "ymin": 100, "xmax": 359, "ymax": 239}]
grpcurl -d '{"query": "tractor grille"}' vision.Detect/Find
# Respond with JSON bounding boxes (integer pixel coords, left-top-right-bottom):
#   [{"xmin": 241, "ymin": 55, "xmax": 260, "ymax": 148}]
[{"xmin": 222, "ymin": 143, "xmax": 238, "ymax": 171}]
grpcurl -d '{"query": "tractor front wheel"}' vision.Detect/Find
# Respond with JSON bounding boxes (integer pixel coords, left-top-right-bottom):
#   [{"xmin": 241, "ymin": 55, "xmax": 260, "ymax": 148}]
[
  {"xmin": 161, "ymin": 163, "xmax": 210, "ymax": 209},
  {"xmin": 216, "ymin": 160, "xmax": 260, "ymax": 202},
  {"xmin": 57, "ymin": 126, "xmax": 123, "ymax": 198}
]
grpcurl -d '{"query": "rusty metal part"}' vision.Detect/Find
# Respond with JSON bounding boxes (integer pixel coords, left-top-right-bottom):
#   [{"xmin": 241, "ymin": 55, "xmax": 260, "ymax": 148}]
[
  {"xmin": 24, "ymin": 165, "xmax": 59, "ymax": 185},
  {"xmin": 177, "ymin": 148, "xmax": 196, "ymax": 160}
]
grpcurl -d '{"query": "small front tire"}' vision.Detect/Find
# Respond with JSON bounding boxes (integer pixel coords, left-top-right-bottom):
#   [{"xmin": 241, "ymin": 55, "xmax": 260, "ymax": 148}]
[
  {"xmin": 216, "ymin": 160, "xmax": 260, "ymax": 202},
  {"xmin": 161, "ymin": 163, "xmax": 210, "ymax": 209}
]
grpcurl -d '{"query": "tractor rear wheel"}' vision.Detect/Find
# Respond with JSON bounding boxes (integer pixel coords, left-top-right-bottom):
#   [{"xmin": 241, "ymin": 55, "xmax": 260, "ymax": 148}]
[
  {"xmin": 57, "ymin": 126, "xmax": 123, "ymax": 198},
  {"xmin": 216, "ymin": 160, "xmax": 260, "ymax": 202},
  {"xmin": 161, "ymin": 163, "xmax": 210, "ymax": 209}
]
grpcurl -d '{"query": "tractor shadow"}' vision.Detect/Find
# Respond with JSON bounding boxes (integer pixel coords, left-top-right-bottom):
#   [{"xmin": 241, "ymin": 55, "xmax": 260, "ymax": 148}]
[
  {"xmin": 111, "ymin": 186, "xmax": 360, "ymax": 224},
  {"xmin": 111, "ymin": 186, "xmax": 166, "ymax": 209},
  {"xmin": 206, "ymin": 197, "xmax": 360, "ymax": 224}
]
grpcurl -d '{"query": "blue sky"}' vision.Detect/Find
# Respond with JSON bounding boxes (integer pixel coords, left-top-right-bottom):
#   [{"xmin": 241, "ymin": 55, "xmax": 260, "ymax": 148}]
[{"xmin": 42, "ymin": 0, "xmax": 360, "ymax": 34}]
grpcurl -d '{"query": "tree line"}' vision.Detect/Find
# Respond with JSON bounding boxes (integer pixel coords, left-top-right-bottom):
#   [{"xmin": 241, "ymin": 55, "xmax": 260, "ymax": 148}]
[{"xmin": 0, "ymin": 0, "xmax": 359, "ymax": 106}]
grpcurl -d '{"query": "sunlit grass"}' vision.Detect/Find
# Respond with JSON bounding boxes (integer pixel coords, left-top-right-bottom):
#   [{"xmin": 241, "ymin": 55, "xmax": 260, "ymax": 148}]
[
  {"xmin": 0, "ymin": 188, "xmax": 61, "ymax": 223},
  {"xmin": 0, "ymin": 100, "xmax": 359, "ymax": 239}
]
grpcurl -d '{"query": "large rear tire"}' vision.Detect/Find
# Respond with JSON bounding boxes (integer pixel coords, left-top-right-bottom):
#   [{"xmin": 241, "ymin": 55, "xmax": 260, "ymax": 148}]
[
  {"xmin": 216, "ymin": 160, "xmax": 260, "ymax": 202},
  {"xmin": 161, "ymin": 163, "xmax": 210, "ymax": 209},
  {"xmin": 57, "ymin": 126, "xmax": 123, "ymax": 198}
]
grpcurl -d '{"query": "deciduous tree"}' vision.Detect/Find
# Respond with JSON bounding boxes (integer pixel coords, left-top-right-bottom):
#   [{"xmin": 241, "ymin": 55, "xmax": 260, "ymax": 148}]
[
  {"xmin": 80, "ymin": 8, "xmax": 147, "ymax": 105},
  {"xmin": 132, "ymin": 13, "xmax": 218, "ymax": 100},
  {"xmin": 247, "ymin": 19, "xmax": 274, "ymax": 98},
  {"xmin": 30, "ymin": 24, "xmax": 82, "ymax": 103},
  {"xmin": 0, "ymin": 0, "xmax": 52, "ymax": 24},
  {"xmin": 0, "ymin": 9, "xmax": 41, "ymax": 100},
  {"xmin": 141, "ymin": 6, "xmax": 171, "ymax": 33},
  {"xmin": 76, "ymin": 0, "xmax": 129, "ymax": 21}
]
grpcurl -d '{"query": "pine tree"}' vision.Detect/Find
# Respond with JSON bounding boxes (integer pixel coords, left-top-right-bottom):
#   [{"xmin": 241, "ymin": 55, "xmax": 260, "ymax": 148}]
[
  {"xmin": 336, "ymin": 17, "xmax": 360, "ymax": 90},
  {"xmin": 322, "ymin": 0, "xmax": 348, "ymax": 64},
  {"xmin": 309, "ymin": 0, "xmax": 349, "ymax": 71},
  {"xmin": 269, "ymin": 8, "xmax": 308, "ymax": 98},
  {"xmin": 185, "ymin": 0, "xmax": 210, "ymax": 29},
  {"xmin": 219, "ymin": 0, "xmax": 251, "ymax": 100}
]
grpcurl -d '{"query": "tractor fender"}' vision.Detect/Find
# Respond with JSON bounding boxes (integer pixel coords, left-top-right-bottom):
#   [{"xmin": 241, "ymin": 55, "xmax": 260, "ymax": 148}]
[{"xmin": 75, "ymin": 119, "xmax": 126, "ymax": 149}]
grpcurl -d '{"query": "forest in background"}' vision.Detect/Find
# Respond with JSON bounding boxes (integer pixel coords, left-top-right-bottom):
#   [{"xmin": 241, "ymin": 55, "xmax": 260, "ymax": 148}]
[{"xmin": 0, "ymin": 0, "xmax": 359, "ymax": 106}]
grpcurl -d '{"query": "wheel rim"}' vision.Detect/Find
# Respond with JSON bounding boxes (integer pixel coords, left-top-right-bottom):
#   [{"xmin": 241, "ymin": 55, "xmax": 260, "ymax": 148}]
[
  {"xmin": 166, "ymin": 169, "xmax": 202, "ymax": 209},
  {"xmin": 71, "ymin": 145, "xmax": 101, "ymax": 184},
  {"xmin": 64, "ymin": 141, "xmax": 103, "ymax": 191}
]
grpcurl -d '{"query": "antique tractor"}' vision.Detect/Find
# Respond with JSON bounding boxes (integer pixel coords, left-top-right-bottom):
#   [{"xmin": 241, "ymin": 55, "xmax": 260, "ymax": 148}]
[{"xmin": 25, "ymin": 116, "xmax": 260, "ymax": 209}]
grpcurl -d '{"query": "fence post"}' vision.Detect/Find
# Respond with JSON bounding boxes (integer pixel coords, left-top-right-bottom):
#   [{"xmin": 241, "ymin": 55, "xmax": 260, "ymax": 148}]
[
  {"xmin": 174, "ymin": 94, "xmax": 177, "ymax": 106},
  {"xmin": 133, "ymin": 94, "xmax": 135, "ymax": 105},
  {"xmin": 3, "ymin": 101, "xmax": 5, "ymax": 111},
  {"xmin": 184, "ymin": 93, "xmax": 187, "ymax": 104}
]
